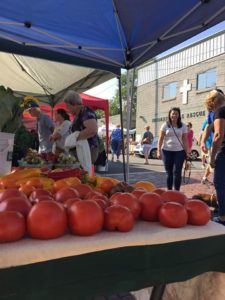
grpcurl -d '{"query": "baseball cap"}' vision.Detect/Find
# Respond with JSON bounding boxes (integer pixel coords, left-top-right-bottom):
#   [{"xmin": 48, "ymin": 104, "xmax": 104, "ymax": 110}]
[
  {"xmin": 24, "ymin": 101, "xmax": 39, "ymax": 110},
  {"xmin": 21, "ymin": 95, "xmax": 40, "ymax": 110}
]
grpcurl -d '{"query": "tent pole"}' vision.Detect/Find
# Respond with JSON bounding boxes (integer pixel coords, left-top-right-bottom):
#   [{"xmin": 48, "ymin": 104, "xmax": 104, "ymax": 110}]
[
  {"xmin": 125, "ymin": 68, "xmax": 135, "ymax": 184},
  {"xmin": 118, "ymin": 76, "xmax": 126, "ymax": 183},
  {"xmin": 126, "ymin": 70, "xmax": 131, "ymax": 184}
]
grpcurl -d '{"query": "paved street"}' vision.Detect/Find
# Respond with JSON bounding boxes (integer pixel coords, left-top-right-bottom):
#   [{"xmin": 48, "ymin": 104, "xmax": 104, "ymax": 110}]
[{"xmin": 99, "ymin": 154, "xmax": 215, "ymax": 199}]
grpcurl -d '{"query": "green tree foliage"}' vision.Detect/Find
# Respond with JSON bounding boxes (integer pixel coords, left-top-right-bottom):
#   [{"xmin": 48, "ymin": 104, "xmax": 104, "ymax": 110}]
[
  {"xmin": 95, "ymin": 109, "xmax": 105, "ymax": 119},
  {"xmin": 0, "ymin": 86, "xmax": 23, "ymax": 133},
  {"xmin": 109, "ymin": 70, "xmax": 137, "ymax": 116}
]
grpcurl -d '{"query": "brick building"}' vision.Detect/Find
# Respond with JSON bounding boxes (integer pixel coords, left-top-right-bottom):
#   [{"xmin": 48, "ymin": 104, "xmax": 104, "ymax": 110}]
[{"xmin": 136, "ymin": 30, "xmax": 225, "ymax": 140}]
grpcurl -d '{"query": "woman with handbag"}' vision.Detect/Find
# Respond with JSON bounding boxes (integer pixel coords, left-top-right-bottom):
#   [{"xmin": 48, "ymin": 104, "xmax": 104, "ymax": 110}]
[{"xmin": 157, "ymin": 107, "xmax": 189, "ymax": 191}]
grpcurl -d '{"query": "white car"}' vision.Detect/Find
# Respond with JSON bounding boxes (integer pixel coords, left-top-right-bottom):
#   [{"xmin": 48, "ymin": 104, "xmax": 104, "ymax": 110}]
[{"xmin": 134, "ymin": 137, "xmax": 200, "ymax": 160}]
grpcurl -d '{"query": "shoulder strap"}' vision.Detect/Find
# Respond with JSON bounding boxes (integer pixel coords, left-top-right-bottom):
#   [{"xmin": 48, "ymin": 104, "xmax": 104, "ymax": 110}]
[{"xmin": 171, "ymin": 125, "xmax": 184, "ymax": 149}]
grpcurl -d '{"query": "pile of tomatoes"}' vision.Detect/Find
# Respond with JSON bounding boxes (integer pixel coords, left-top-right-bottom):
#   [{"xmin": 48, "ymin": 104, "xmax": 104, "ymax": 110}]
[{"xmin": 0, "ymin": 176, "xmax": 211, "ymax": 243}]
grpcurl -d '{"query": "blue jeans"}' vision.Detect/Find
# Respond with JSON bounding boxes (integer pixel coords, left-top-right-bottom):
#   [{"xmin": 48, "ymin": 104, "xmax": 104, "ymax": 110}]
[
  {"xmin": 214, "ymin": 151, "xmax": 225, "ymax": 216},
  {"xmin": 162, "ymin": 149, "xmax": 186, "ymax": 190}
]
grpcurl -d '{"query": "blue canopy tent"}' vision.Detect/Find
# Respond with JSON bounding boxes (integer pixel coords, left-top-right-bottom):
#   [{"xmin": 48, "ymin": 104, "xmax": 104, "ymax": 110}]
[
  {"xmin": 0, "ymin": 0, "xmax": 225, "ymax": 181},
  {"xmin": 0, "ymin": 1, "xmax": 225, "ymax": 72}
]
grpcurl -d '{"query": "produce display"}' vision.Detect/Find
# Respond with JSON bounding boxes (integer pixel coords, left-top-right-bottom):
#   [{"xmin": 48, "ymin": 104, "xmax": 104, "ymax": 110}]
[
  {"xmin": 0, "ymin": 168, "xmax": 214, "ymax": 243},
  {"xmin": 19, "ymin": 149, "xmax": 78, "ymax": 167}
]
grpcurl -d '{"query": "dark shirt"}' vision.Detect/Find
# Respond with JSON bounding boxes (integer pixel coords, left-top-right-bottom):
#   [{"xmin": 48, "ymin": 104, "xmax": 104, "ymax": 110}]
[
  {"xmin": 70, "ymin": 106, "xmax": 98, "ymax": 149},
  {"xmin": 214, "ymin": 106, "xmax": 225, "ymax": 153},
  {"xmin": 142, "ymin": 131, "xmax": 154, "ymax": 144}
]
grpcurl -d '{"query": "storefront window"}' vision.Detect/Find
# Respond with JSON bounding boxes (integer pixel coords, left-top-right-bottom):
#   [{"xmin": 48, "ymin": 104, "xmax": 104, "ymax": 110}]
[
  {"xmin": 197, "ymin": 68, "xmax": 216, "ymax": 90},
  {"xmin": 163, "ymin": 82, "xmax": 176, "ymax": 99}
]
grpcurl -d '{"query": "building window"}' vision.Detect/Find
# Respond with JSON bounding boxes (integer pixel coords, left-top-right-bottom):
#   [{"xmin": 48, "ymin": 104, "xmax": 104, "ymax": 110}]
[
  {"xmin": 163, "ymin": 82, "xmax": 176, "ymax": 99},
  {"xmin": 197, "ymin": 68, "xmax": 216, "ymax": 90}
]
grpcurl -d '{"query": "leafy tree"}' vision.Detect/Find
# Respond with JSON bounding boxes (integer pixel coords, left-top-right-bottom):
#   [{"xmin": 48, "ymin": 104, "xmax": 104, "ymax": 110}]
[
  {"xmin": 109, "ymin": 70, "xmax": 137, "ymax": 116},
  {"xmin": 95, "ymin": 109, "xmax": 105, "ymax": 119},
  {"xmin": 109, "ymin": 97, "xmax": 120, "ymax": 116}
]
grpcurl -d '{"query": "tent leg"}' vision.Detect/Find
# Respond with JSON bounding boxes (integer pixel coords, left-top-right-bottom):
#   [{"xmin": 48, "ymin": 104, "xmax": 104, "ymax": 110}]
[
  {"xmin": 126, "ymin": 70, "xmax": 131, "ymax": 184},
  {"xmin": 125, "ymin": 68, "xmax": 135, "ymax": 184},
  {"xmin": 150, "ymin": 285, "xmax": 166, "ymax": 300},
  {"xmin": 118, "ymin": 76, "xmax": 126, "ymax": 183}
]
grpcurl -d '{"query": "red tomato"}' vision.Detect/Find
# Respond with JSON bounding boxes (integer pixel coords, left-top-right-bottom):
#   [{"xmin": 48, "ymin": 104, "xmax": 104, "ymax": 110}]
[
  {"xmin": 29, "ymin": 189, "xmax": 53, "ymax": 203},
  {"xmin": 161, "ymin": 190, "xmax": 187, "ymax": 205},
  {"xmin": 185, "ymin": 199, "xmax": 211, "ymax": 225},
  {"xmin": 0, "ymin": 188, "xmax": 27, "ymax": 202},
  {"xmin": 110, "ymin": 193, "xmax": 141, "ymax": 219},
  {"xmin": 68, "ymin": 200, "xmax": 104, "ymax": 236},
  {"xmin": 104, "ymin": 205, "xmax": 134, "ymax": 232},
  {"xmin": 153, "ymin": 188, "xmax": 166, "ymax": 196},
  {"xmin": 19, "ymin": 184, "xmax": 35, "ymax": 197},
  {"xmin": 72, "ymin": 184, "xmax": 92, "ymax": 199},
  {"xmin": 109, "ymin": 192, "xmax": 122, "ymax": 201},
  {"xmin": 85, "ymin": 191, "xmax": 101, "ymax": 199},
  {"xmin": 63, "ymin": 198, "xmax": 81, "ymax": 209},
  {"xmin": 0, "ymin": 211, "xmax": 26, "ymax": 242},
  {"xmin": 138, "ymin": 192, "xmax": 163, "ymax": 221},
  {"xmin": 32, "ymin": 196, "xmax": 54, "ymax": 204},
  {"xmin": 92, "ymin": 198, "xmax": 109, "ymax": 211},
  {"xmin": 27, "ymin": 200, "xmax": 67, "ymax": 239},
  {"xmin": 55, "ymin": 187, "xmax": 80, "ymax": 203},
  {"xmin": 159, "ymin": 202, "xmax": 188, "ymax": 228},
  {"xmin": 91, "ymin": 194, "xmax": 109, "ymax": 202},
  {"xmin": 25, "ymin": 178, "xmax": 43, "ymax": 189},
  {"xmin": 0, "ymin": 197, "xmax": 32, "ymax": 217},
  {"xmin": 131, "ymin": 189, "xmax": 147, "ymax": 199}
]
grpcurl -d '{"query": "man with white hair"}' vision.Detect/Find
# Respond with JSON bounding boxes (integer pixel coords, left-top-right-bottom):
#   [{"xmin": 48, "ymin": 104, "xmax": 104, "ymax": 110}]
[
  {"xmin": 63, "ymin": 90, "xmax": 99, "ymax": 163},
  {"xmin": 23, "ymin": 96, "xmax": 54, "ymax": 153}
]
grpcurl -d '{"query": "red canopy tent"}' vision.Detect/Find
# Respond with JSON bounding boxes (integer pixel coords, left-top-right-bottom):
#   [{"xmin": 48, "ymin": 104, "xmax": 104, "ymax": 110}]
[{"xmin": 22, "ymin": 93, "xmax": 109, "ymax": 155}]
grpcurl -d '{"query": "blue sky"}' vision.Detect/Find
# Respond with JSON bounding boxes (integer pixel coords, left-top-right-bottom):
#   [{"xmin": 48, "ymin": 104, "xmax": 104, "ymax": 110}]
[{"xmin": 86, "ymin": 20, "xmax": 225, "ymax": 100}]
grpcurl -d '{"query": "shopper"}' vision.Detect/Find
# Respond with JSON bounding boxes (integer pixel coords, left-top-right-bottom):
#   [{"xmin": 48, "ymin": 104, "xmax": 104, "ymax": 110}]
[
  {"xmin": 110, "ymin": 124, "xmax": 122, "ymax": 162},
  {"xmin": 141, "ymin": 125, "xmax": 154, "ymax": 165},
  {"xmin": 23, "ymin": 96, "xmax": 54, "ymax": 153},
  {"xmin": 63, "ymin": 90, "xmax": 99, "ymax": 164},
  {"xmin": 157, "ymin": 107, "xmax": 189, "ymax": 190},
  {"xmin": 205, "ymin": 90, "xmax": 225, "ymax": 225},
  {"xmin": 187, "ymin": 122, "xmax": 193, "ymax": 152},
  {"xmin": 198, "ymin": 118, "xmax": 213, "ymax": 184},
  {"xmin": 50, "ymin": 109, "xmax": 71, "ymax": 155}
]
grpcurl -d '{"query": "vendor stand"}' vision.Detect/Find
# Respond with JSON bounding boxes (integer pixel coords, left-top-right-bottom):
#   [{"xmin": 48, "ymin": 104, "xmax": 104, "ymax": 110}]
[{"xmin": 1, "ymin": 221, "xmax": 225, "ymax": 299}]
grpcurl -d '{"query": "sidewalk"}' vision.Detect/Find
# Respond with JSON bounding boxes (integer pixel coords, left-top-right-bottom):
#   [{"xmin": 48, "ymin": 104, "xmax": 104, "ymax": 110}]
[{"xmin": 104, "ymin": 157, "xmax": 215, "ymax": 199}]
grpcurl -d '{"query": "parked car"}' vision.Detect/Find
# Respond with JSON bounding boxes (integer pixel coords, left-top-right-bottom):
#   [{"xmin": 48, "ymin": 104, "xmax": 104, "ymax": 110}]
[{"xmin": 134, "ymin": 137, "xmax": 200, "ymax": 160}]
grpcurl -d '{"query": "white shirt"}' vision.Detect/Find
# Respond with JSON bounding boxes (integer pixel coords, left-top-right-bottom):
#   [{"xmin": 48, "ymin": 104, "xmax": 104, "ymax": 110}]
[
  {"xmin": 52, "ymin": 120, "xmax": 71, "ymax": 152},
  {"xmin": 160, "ymin": 122, "xmax": 187, "ymax": 151}
]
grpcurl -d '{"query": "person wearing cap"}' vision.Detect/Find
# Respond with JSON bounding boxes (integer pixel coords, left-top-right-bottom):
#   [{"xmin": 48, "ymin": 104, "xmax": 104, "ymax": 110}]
[
  {"xmin": 63, "ymin": 90, "xmax": 99, "ymax": 163},
  {"xmin": 23, "ymin": 97, "xmax": 54, "ymax": 153}
]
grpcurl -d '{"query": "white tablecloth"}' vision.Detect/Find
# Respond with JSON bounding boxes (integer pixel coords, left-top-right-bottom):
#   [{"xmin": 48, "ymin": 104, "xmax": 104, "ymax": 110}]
[{"xmin": 0, "ymin": 220, "xmax": 225, "ymax": 269}]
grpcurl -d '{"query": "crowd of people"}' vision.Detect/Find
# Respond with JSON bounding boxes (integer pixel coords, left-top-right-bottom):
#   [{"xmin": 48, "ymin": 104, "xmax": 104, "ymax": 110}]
[
  {"xmin": 19, "ymin": 91, "xmax": 106, "ymax": 173},
  {"xmin": 16, "ymin": 88, "xmax": 225, "ymax": 225}
]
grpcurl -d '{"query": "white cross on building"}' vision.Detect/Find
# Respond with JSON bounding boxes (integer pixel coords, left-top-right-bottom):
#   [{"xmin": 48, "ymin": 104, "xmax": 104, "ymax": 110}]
[{"xmin": 180, "ymin": 79, "xmax": 192, "ymax": 104}]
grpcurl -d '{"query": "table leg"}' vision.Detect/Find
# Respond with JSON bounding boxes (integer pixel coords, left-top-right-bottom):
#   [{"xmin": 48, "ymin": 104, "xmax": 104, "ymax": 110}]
[{"xmin": 150, "ymin": 285, "xmax": 166, "ymax": 300}]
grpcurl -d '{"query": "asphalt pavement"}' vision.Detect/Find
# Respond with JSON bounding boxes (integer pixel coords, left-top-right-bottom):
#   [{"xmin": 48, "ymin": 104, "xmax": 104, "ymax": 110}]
[{"xmin": 97, "ymin": 154, "xmax": 215, "ymax": 199}]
